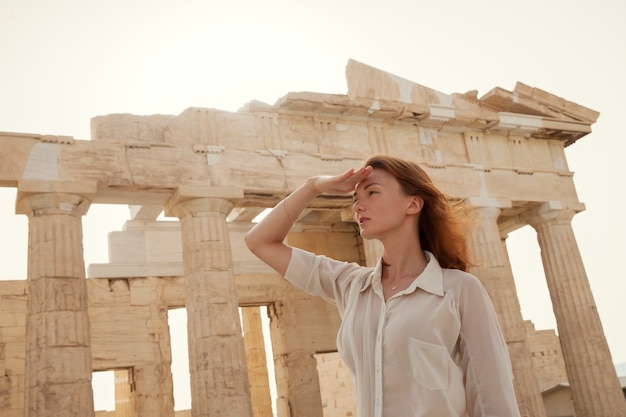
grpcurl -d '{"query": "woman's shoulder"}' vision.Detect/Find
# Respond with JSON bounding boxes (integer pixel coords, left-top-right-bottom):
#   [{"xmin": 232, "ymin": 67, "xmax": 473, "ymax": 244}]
[
  {"xmin": 441, "ymin": 267, "xmax": 484, "ymax": 293},
  {"xmin": 290, "ymin": 247, "xmax": 373, "ymax": 278},
  {"xmin": 286, "ymin": 247, "xmax": 376, "ymax": 303}
]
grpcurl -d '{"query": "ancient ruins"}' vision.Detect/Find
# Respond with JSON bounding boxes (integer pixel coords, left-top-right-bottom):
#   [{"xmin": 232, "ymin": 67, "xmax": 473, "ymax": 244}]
[{"xmin": 1, "ymin": 60, "xmax": 625, "ymax": 417}]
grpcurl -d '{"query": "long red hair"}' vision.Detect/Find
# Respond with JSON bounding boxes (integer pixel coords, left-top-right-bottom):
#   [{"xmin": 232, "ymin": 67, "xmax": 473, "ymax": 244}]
[{"xmin": 364, "ymin": 155, "xmax": 473, "ymax": 271}]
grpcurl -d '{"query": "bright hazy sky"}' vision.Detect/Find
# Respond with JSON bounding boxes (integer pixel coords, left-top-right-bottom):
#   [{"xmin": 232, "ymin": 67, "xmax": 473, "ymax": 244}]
[{"xmin": 1, "ymin": 0, "xmax": 625, "ymax": 411}]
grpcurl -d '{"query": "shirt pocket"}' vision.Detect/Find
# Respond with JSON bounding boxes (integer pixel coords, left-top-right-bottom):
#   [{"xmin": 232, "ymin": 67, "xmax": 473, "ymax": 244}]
[{"xmin": 408, "ymin": 337, "xmax": 449, "ymax": 391}]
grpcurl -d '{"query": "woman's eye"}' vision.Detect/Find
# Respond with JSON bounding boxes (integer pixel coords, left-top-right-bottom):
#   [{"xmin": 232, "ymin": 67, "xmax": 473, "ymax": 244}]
[{"xmin": 368, "ymin": 190, "xmax": 377, "ymax": 196}]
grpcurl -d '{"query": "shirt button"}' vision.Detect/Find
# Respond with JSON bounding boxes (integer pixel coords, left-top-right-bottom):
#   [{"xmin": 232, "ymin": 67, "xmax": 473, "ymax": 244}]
[{"xmin": 376, "ymin": 366, "xmax": 381, "ymax": 372}]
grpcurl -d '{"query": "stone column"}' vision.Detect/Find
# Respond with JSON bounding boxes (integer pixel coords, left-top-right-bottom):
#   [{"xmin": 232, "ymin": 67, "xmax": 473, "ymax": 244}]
[
  {"xmin": 133, "ymin": 363, "xmax": 174, "ymax": 417},
  {"xmin": 114, "ymin": 369, "xmax": 133, "ymax": 417},
  {"xmin": 465, "ymin": 201, "xmax": 546, "ymax": 417},
  {"xmin": 166, "ymin": 188, "xmax": 253, "ymax": 417},
  {"xmin": 241, "ymin": 306, "xmax": 273, "ymax": 417},
  {"xmin": 16, "ymin": 191, "xmax": 94, "ymax": 417},
  {"xmin": 268, "ymin": 295, "xmax": 340, "ymax": 417},
  {"xmin": 525, "ymin": 202, "xmax": 626, "ymax": 417},
  {"xmin": 128, "ymin": 277, "xmax": 175, "ymax": 417}
]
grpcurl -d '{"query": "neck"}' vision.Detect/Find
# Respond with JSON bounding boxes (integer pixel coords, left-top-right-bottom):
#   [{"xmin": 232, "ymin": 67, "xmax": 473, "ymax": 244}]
[{"xmin": 380, "ymin": 234, "xmax": 427, "ymax": 279}]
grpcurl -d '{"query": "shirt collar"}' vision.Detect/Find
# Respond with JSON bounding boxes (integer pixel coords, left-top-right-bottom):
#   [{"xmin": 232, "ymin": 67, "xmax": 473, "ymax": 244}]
[{"xmin": 361, "ymin": 251, "xmax": 444, "ymax": 297}]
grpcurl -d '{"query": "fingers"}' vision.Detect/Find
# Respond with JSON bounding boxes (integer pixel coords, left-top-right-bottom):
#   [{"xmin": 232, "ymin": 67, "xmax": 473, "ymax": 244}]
[
  {"xmin": 314, "ymin": 165, "xmax": 373, "ymax": 195},
  {"xmin": 334, "ymin": 168, "xmax": 355, "ymax": 181},
  {"xmin": 340, "ymin": 166, "xmax": 371, "ymax": 181},
  {"xmin": 344, "ymin": 166, "xmax": 372, "ymax": 185},
  {"xmin": 335, "ymin": 166, "xmax": 372, "ymax": 192},
  {"xmin": 354, "ymin": 165, "xmax": 373, "ymax": 179}
]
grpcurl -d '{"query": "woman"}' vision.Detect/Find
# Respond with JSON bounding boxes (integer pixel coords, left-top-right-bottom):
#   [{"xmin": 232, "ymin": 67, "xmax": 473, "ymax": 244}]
[{"xmin": 245, "ymin": 155, "xmax": 520, "ymax": 417}]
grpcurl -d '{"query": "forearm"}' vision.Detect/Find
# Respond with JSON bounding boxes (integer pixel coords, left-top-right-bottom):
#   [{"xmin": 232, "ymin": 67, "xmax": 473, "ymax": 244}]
[
  {"xmin": 244, "ymin": 166, "xmax": 369, "ymax": 275},
  {"xmin": 245, "ymin": 177, "xmax": 319, "ymax": 252}
]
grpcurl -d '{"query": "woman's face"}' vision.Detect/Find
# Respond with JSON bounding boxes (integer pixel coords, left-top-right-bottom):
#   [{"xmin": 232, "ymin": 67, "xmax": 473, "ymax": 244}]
[{"xmin": 352, "ymin": 169, "xmax": 417, "ymax": 240}]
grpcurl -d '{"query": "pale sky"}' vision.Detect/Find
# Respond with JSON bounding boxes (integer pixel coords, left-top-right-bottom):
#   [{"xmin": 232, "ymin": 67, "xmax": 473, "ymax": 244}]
[{"xmin": 1, "ymin": 0, "xmax": 625, "ymax": 411}]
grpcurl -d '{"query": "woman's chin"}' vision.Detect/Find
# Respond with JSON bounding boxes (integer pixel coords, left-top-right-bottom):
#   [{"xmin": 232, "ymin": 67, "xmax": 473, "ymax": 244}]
[{"xmin": 359, "ymin": 228, "xmax": 375, "ymax": 240}]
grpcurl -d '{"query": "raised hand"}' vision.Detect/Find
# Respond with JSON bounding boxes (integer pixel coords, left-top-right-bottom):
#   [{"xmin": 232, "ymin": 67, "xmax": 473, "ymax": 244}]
[
  {"xmin": 245, "ymin": 164, "xmax": 373, "ymax": 275},
  {"xmin": 312, "ymin": 166, "xmax": 373, "ymax": 196}
]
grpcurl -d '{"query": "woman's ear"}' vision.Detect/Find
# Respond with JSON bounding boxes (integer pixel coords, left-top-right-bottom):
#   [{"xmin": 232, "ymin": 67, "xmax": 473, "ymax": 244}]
[{"xmin": 406, "ymin": 196, "xmax": 424, "ymax": 215}]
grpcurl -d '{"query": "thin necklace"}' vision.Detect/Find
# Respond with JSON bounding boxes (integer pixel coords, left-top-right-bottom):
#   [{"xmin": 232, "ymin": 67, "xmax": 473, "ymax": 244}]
[
  {"xmin": 388, "ymin": 274, "xmax": 402, "ymax": 291},
  {"xmin": 385, "ymin": 265, "xmax": 425, "ymax": 291}
]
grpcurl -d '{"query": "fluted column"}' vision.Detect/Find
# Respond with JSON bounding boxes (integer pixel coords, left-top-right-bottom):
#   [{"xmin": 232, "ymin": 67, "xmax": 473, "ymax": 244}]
[
  {"xmin": 166, "ymin": 190, "xmax": 253, "ymax": 417},
  {"xmin": 16, "ymin": 192, "xmax": 94, "ymax": 417},
  {"xmin": 267, "ymin": 295, "xmax": 340, "ymax": 417},
  {"xmin": 114, "ymin": 369, "xmax": 133, "ymax": 417},
  {"xmin": 525, "ymin": 203, "xmax": 626, "ymax": 417},
  {"xmin": 242, "ymin": 307, "xmax": 273, "ymax": 417},
  {"xmin": 466, "ymin": 202, "xmax": 546, "ymax": 417}
]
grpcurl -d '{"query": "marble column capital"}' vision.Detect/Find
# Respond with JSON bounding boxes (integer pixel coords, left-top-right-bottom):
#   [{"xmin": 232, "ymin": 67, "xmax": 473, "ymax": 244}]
[
  {"xmin": 464, "ymin": 197, "xmax": 511, "ymax": 232},
  {"xmin": 16, "ymin": 192, "xmax": 91, "ymax": 217},
  {"xmin": 164, "ymin": 184, "xmax": 243, "ymax": 218},
  {"xmin": 168, "ymin": 197, "xmax": 235, "ymax": 219},
  {"xmin": 470, "ymin": 205, "xmax": 501, "ymax": 221},
  {"xmin": 15, "ymin": 179, "xmax": 96, "ymax": 217},
  {"xmin": 523, "ymin": 201, "xmax": 577, "ymax": 229}
]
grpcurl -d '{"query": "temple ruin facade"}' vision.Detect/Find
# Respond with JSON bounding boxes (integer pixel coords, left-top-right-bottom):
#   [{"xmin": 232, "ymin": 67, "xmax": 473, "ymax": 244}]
[{"xmin": 1, "ymin": 60, "xmax": 625, "ymax": 417}]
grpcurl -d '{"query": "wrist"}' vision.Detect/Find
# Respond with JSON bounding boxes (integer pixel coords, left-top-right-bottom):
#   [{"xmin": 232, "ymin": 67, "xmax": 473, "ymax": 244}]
[{"xmin": 304, "ymin": 176, "xmax": 323, "ymax": 195}]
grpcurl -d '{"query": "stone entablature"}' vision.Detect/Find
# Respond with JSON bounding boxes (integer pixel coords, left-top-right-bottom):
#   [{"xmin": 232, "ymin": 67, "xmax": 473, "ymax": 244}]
[{"xmin": 2, "ymin": 62, "xmax": 594, "ymax": 223}]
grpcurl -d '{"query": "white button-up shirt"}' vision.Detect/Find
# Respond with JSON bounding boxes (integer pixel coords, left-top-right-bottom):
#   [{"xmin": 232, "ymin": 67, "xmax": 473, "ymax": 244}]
[{"xmin": 285, "ymin": 248, "xmax": 521, "ymax": 417}]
